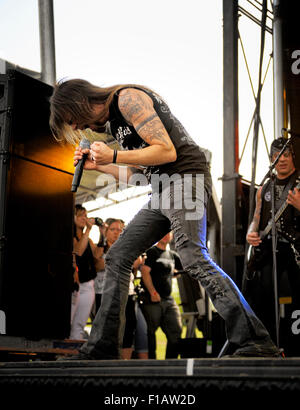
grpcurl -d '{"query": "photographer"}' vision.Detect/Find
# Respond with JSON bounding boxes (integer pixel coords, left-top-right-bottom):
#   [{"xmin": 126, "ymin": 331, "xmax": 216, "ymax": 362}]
[{"xmin": 70, "ymin": 204, "xmax": 103, "ymax": 340}]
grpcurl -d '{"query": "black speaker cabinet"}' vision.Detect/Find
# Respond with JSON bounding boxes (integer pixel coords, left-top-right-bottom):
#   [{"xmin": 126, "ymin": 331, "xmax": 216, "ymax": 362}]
[{"xmin": 0, "ymin": 70, "xmax": 75, "ymax": 339}]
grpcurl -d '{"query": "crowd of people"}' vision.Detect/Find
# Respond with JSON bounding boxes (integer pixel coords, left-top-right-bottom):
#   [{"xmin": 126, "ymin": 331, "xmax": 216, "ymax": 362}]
[{"xmin": 70, "ymin": 206, "xmax": 184, "ymax": 360}]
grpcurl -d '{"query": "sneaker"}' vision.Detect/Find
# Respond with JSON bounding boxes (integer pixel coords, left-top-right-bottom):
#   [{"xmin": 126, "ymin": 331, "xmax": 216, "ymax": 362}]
[{"xmin": 231, "ymin": 343, "xmax": 282, "ymax": 358}]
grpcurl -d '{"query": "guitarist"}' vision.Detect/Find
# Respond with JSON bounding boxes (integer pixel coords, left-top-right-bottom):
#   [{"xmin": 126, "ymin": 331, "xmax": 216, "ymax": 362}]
[{"xmin": 245, "ymin": 137, "xmax": 300, "ymax": 351}]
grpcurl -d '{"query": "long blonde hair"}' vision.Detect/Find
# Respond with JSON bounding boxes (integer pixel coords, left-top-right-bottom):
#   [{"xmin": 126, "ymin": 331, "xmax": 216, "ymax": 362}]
[{"xmin": 49, "ymin": 78, "xmax": 153, "ymax": 145}]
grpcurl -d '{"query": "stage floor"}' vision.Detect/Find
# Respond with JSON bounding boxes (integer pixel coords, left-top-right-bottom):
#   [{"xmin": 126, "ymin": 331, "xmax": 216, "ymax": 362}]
[{"xmin": 1, "ymin": 357, "xmax": 300, "ymax": 402}]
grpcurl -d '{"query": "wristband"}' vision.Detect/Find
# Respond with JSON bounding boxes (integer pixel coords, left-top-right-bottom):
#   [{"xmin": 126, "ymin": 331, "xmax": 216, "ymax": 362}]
[{"xmin": 112, "ymin": 149, "xmax": 118, "ymax": 163}]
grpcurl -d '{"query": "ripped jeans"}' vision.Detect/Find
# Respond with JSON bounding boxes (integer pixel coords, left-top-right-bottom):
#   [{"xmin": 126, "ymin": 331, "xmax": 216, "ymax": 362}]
[{"xmin": 81, "ymin": 176, "xmax": 273, "ymax": 359}]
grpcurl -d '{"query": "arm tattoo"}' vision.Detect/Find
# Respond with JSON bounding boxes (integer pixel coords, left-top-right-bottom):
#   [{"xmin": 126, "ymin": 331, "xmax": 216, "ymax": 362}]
[
  {"xmin": 247, "ymin": 194, "xmax": 262, "ymax": 234},
  {"xmin": 135, "ymin": 113, "xmax": 158, "ymax": 132},
  {"xmin": 119, "ymin": 89, "xmax": 170, "ymax": 147},
  {"xmin": 118, "ymin": 90, "xmax": 151, "ymax": 124},
  {"xmin": 137, "ymin": 117, "xmax": 170, "ymax": 146}
]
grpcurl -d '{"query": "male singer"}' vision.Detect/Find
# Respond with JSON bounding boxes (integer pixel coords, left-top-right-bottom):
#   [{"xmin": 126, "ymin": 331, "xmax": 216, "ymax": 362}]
[{"xmin": 50, "ymin": 78, "xmax": 280, "ymax": 359}]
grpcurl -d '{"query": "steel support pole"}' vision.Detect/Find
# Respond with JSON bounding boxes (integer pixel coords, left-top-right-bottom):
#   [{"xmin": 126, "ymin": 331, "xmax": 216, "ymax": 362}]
[
  {"xmin": 38, "ymin": 0, "xmax": 56, "ymax": 85},
  {"xmin": 222, "ymin": 0, "xmax": 239, "ymax": 281},
  {"xmin": 247, "ymin": 0, "xmax": 267, "ymax": 224},
  {"xmin": 273, "ymin": 0, "xmax": 284, "ymax": 139}
]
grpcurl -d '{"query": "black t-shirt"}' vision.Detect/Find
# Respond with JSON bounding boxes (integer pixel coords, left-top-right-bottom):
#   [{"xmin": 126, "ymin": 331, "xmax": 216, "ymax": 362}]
[
  {"xmin": 108, "ymin": 87, "xmax": 212, "ymax": 197},
  {"xmin": 141, "ymin": 246, "xmax": 183, "ymax": 299}
]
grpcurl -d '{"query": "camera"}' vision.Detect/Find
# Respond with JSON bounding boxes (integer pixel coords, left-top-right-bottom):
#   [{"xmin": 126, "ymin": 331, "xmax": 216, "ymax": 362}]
[{"xmin": 94, "ymin": 217, "xmax": 104, "ymax": 227}]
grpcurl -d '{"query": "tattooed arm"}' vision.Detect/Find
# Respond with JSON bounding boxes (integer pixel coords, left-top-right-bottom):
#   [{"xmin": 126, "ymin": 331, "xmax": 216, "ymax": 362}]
[
  {"xmin": 246, "ymin": 187, "xmax": 263, "ymax": 246},
  {"xmin": 89, "ymin": 88, "xmax": 177, "ymax": 166}
]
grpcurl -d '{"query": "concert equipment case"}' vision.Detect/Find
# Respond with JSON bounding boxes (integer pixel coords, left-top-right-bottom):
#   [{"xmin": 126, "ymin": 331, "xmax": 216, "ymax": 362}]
[{"xmin": 0, "ymin": 70, "xmax": 74, "ymax": 339}]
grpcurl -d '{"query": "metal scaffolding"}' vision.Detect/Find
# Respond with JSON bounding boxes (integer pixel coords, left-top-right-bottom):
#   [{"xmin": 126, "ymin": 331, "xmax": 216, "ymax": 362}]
[{"xmin": 222, "ymin": 0, "xmax": 275, "ymax": 283}]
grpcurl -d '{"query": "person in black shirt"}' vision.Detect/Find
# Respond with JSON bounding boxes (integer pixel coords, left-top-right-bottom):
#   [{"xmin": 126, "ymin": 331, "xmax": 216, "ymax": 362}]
[
  {"xmin": 140, "ymin": 232, "xmax": 183, "ymax": 359},
  {"xmin": 70, "ymin": 204, "xmax": 103, "ymax": 340},
  {"xmin": 245, "ymin": 138, "xmax": 300, "ymax": 353},
  {"xmin": 50, "ymin": 79, "xmax": 280, "ymax": 359}
]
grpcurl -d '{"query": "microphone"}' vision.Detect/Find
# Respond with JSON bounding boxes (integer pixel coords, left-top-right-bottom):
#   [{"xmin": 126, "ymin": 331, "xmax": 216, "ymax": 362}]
[
  {"xmin": 282, "ymin": 128, "xmax": 293, "ymax": 135},
  {"xmin": 71, "ymin": 138, "xmax": 91, "ymax": 192},
  {"xmin": 282, "ymin": 128, "xmax": 300, "ymax": 137}
]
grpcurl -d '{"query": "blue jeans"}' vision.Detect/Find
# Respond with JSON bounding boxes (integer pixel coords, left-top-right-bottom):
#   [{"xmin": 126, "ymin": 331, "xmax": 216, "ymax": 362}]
[
  {"xmin": 141, "ymin": 296, "xmax": 182, "ymax": 359},
  {"xmin": 134, "ymin": 304, "xmax": 148, "ymax": 354},
  {"xmin": 81, "ymin": 177, "xmax": 274, "ymax": 359}
]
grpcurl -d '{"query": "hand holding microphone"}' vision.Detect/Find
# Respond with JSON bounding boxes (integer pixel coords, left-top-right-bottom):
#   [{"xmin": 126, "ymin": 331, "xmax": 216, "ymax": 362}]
[
  {"xmin": 90, "ymin": 141, "xmax": 117, "ymax": 165},
  {"xmin": 71, "ymin": 140, "xmax": 118, "ymax": 192},
  {"xmin": 71, "ymin": 138, "xmax": 91, "ymax": 192}
]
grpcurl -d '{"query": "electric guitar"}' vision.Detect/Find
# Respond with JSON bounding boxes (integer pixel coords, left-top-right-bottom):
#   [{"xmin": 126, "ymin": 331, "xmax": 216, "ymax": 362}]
[
  {"xmin": 259, "ymin": 179, "xmax": 300, "ymax": 241},
  {"xmin": 247, "ymin": 179, "xmax": 300, "ymax": 273}
]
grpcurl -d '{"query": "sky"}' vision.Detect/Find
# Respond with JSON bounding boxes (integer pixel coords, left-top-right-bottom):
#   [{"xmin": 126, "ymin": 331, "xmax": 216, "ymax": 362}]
[{"xmin": 0, "ymin": 0, "xmax": 275, "ymax": 227}]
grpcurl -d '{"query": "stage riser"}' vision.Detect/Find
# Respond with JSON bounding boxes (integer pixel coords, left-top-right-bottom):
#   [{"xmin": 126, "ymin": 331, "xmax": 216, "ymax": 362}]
[{"xmin": 0, "ymin": 359, "xmax": 300, "ymax": 396}]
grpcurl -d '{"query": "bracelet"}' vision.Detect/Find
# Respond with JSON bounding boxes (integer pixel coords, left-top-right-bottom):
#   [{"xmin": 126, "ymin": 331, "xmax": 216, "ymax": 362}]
[{"xmin": 112, "ymin": 149, "xmax": 118, "ymax": 163}]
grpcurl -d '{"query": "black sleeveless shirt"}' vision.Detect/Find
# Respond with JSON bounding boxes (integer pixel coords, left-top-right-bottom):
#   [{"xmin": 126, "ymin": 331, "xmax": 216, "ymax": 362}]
[
  {"xmin": 75, "ymin": 238, "xmax": 96, "ymax": 283},
  {"xmin": 108, "ymin": 87, "xmax": 212, "ymax": 197}
]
